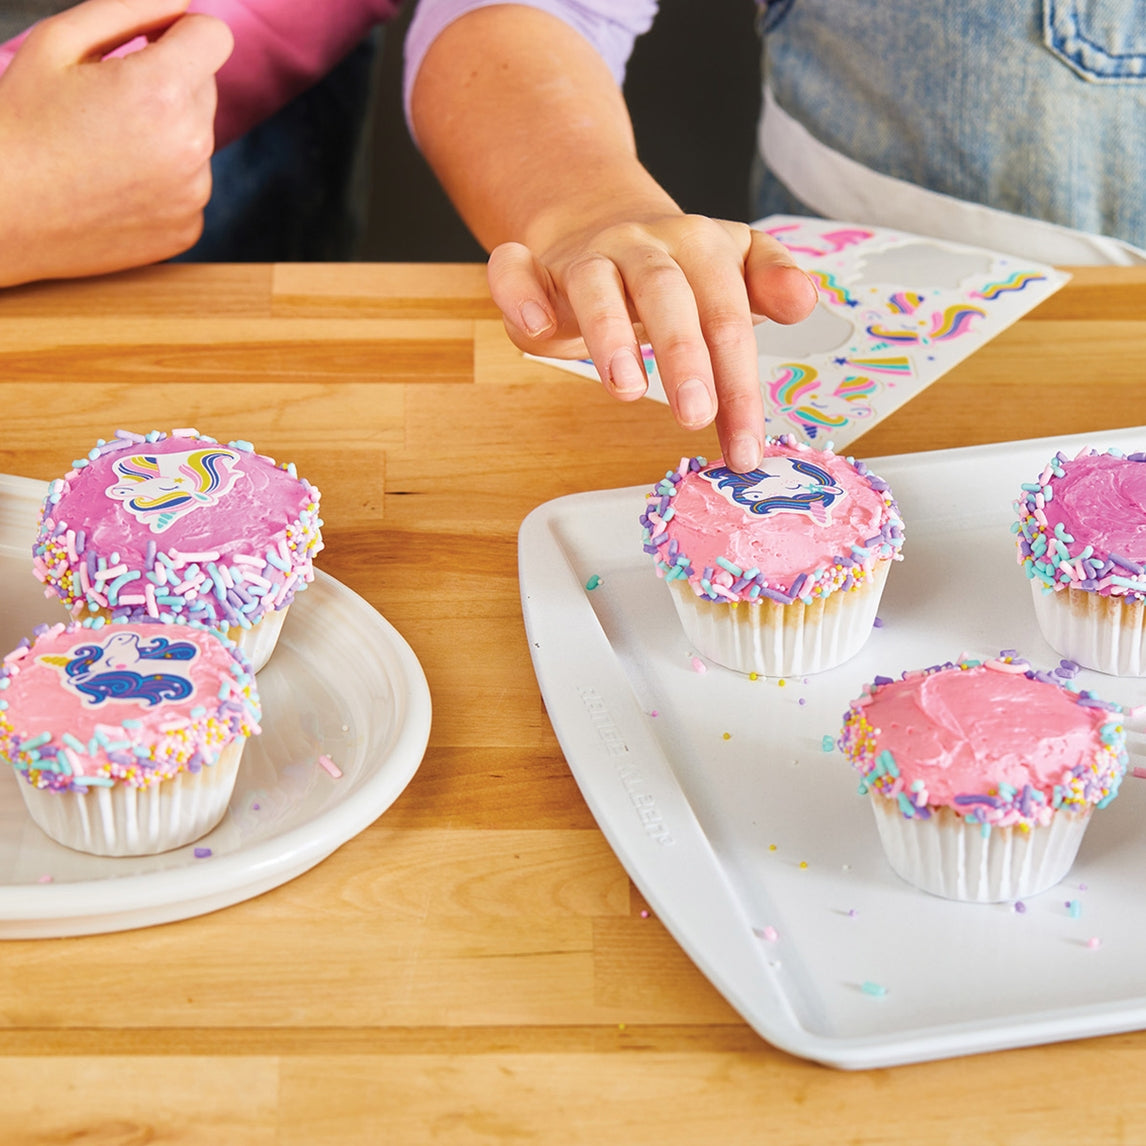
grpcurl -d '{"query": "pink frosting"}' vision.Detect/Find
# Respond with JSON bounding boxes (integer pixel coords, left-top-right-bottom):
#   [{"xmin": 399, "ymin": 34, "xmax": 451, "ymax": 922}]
[
  {"xmin": 860, "ymin": 666, "xmax": 1107, "ymax": 804},
  {"xmin": 0, "ymin": 621, "xmax": 261, "ymax": 791},
  {"xmin": 44, "ymin": 433, "xmax": 312, "ymax": 564},
  {"xmin": 641, "ymin": 440, "xmax": 904, "ymax": 605},
  {"xmin": 669, "ymin": 458, "xmax": 881, "ymax": 580},
  {"xmin": 33, "ymin": 430, "xmax": 323, "ymax": 628},
  {"xmin": 840, "ymin": 657, "xmax": 1128, "ymax": 827},
  {"xmin": 1042, "ymin": 451, "xmax": 1146, "ymax": 559}
]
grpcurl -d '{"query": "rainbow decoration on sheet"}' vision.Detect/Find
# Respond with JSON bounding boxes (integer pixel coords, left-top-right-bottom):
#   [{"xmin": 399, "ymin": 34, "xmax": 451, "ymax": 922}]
[
  {"xmin": 833, "ymin": 375, "xmax": 880, "ymax": 402},
  {"xmin": 765, "ymin": 364, "xmax": 881, "ymax": 439},
  {"xmin": 768, "ymin": 225, "xmax": 875, "ymax": 258},
  {"xmin": 768, "ymin": 364, "xmax": 819, "ymax": 407},
  {"xmin": 866, "ymin": 306, "xmax": 986, "ymax": 346},
  {"xmin": 929, "ymin": 304, "xmax": 986, "ymax": 341},
  {"xmin": 835, "ymin": 355, "xmax": 913, "ymax": 377},
  {"xmin": 808, "ymin": 270, "xmax": 857, "ymax": 307},
  {"xmin": 888, "ymin": 291, "xmax": 924, "ymax": 314},
  {"xmin": 971, "ymin": 271, "xmax": 1047, "ymax": 300},
  {"xmin": 865, "ymin": 323, "xmax": 921, "ymax": 344}
]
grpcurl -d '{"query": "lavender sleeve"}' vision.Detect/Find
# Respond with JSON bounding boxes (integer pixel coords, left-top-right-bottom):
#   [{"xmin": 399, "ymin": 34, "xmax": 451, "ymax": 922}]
[{"xmin": 403, "ymin": 0, "xmax": 660, "ymax": 142}]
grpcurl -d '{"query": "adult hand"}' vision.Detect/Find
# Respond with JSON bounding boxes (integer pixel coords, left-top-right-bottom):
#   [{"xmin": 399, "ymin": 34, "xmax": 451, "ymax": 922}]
[
  {"xmin": 487, "ymin": 211, "xmax": 818, "ymax": 473},
  {"xmin": 0, "ymin": 0, "xmax": 233, "ymax": 286}
]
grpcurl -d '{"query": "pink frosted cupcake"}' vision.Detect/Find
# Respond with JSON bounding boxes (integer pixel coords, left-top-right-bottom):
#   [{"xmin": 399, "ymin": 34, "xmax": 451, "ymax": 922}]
[
  {"xmin": 32, "ymin": 429, "xmax": 323, "ymax": 672},
  {"xmin": 0, "ymin": 620, "xmax": 261, "ymax": 856},
  {"xmin": 1016, "ymin": 446, "xmax": 1146, "ymax": 675},
  {"xmin": 640, "ymin": 437, "xmax": 904, "ymax": 675},
  {"xmin": 839, "ymin": 653, "xmax": 1130, "ymax": 902}
]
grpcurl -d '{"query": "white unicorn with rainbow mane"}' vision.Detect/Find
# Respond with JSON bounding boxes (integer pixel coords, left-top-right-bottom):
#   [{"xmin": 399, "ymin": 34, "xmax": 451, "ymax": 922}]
[{"xmin": 106, "ymin": 446, "xmax": 244, "ymax": 533}]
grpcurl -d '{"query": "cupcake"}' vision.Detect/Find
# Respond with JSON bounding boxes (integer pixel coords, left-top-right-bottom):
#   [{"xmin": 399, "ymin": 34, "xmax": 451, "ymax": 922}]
[
  {"xmin": 32, "ymin": 429, "xmax": 323, "ymax": 672},
  {"xmin": 1015, "ymin": 446, "xmax": 1146, "ymax": 675},
  {"xmin": 640, "ymin": 436, "xmax": 904, "ymax": 675},
  {"xmin": 839, "ymin": 653, "xmax": 1130, "ymax": 902},
  {"xmin": 0, "ymin": 619, "xmax": 261, "ymax": 856}
]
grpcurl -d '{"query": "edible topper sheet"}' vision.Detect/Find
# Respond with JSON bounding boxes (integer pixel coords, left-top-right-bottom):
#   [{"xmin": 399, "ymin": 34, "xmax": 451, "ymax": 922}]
[{"xmin": 529, "ymin": 215, "xmax": 1069, "ymax": 452}]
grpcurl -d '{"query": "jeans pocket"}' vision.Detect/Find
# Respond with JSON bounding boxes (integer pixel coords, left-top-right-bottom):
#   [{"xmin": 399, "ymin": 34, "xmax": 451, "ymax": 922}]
[{"xmin": 1045, "ymin": 0, "xmax": 1146, "ymax": 81}]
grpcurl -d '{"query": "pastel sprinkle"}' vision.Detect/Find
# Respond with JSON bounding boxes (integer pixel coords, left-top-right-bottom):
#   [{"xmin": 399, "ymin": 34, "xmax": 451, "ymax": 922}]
[
  {"xmin": 318, "ymin": 754, "xmax": 343, "ymax": 779},
  {"xmin": 821, "ymin": 735, "xmax": 835, "ymax": 752},
  {"xmin": 1087, "ymin": 937, "xmax": 1102, "ymax": 949},
  {"xmin": 1014, "ymin": 901, "xmax": 1027, "ymax": 914},
  {"xmin": 722, "ymin": 732, "xmax": 732, "ymax": 740},
  {"xmin": 690, "ymin": 656, "xmax": 707, "ymax": 674},
  {"xmin": 758, "ymin": 925, "xmax": 779, "ymax": 942},
  {"xmin": 585, "ymin": 574, "xmax": 601, "ymax": 591},
  {"xmin": 860, "ymin": 981, "xmax": 887, "ymax": 997},
  {"xmin": 193, "ymin": 847, "xmax": 212, "ymax": 859},
  {"xmin": 37, "ymin": 874, "xmax": 53, "ymax": 884}
]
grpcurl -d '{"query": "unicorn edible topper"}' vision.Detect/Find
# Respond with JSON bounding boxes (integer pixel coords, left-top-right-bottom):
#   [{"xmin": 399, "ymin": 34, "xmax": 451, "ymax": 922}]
[
  {"xmin": 40, "ymin": 630, "xmax": 200, "ymax": 708},
  {"xmin": 106, "ymin": 446, "xmax": 244, "ymax": 533},
  {"xmin": 701, "ymin": 457, "xmax": 845, "ymax": 525}
]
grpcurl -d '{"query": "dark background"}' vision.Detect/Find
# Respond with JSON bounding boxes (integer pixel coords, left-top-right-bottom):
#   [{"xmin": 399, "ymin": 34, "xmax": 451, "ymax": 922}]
[{"xmin": 359, "ymin": 0, "xmax": 763, "ymax": 262}]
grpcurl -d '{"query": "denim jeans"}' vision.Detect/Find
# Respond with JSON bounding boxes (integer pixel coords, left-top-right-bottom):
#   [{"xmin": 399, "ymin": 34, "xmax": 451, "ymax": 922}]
[{"xmin": 753, "ymin": 0, "xmax": 1146, "ymax": 249}]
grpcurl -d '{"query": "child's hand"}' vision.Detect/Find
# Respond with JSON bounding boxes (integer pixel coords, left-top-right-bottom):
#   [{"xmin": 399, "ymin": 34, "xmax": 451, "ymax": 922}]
[
  {"xmin": 0, "ymin": 0, "xmax": 233, "ymax": 287},
  {"xmin": 487, "ymin": 212, "xmax": 817, "ymax": 473}
]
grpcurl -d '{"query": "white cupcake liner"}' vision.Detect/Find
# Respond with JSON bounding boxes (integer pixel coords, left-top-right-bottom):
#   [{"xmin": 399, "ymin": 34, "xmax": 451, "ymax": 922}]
[
  {"xmin": 228, "ymin": 605, "xmax": 290, "ymax": 674},
  {"xmin": 667, "ymin": 560, "xmax": 891, "ymax": 676},
  {"xmin": 1030, "ymin": 581, "xmax": 1146, "ymax": 676},
  {"xmin": 15, "ymin": 737, "xmax": 248, "ymax": 857},
  {"xmin": 869, "ymin": 795, "xmax": 1091, "ymax": 903}
]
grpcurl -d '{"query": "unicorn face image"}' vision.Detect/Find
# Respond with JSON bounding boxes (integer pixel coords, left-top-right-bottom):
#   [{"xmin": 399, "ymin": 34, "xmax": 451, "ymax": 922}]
[
  {"xmin": 766, "ymin": 364, "xmax": 880, "ymax": 441},
  {"xmin": 40, "ymin": 631, "xmax": 199, "ymax": 708},
  {"xmin": 106, "ymin": 446, "xmax": 244, "ymax": 533},
  {"xmin": 701, "ymin": 457, "xmax": 845, "ymax": 524}
]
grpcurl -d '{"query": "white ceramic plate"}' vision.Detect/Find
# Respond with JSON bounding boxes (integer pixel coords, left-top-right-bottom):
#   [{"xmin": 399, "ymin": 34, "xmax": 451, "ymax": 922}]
[
  {"xmin": 0, "ymin": 474, "xmax": 432, "ymax": 938},
  {"xmin": 519, "ymin": 427, "xmax": 1146, "ymax": 1069}
]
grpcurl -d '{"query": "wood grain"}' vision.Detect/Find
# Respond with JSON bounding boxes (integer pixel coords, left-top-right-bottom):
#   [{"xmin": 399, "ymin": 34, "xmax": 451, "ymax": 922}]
[{"xmin": 1, "ymin": 263, "xmax": 1145, "ymax": 1143}]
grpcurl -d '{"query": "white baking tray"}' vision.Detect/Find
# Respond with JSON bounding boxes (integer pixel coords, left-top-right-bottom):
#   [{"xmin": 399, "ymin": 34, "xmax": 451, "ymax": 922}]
[
  {"xmin": 519, "ymin": 427, "xmax": 1146, "ymax": 1069},
  {"xmin": 0, "ymin": 474, "xmax": 432, "ymax": 937}
]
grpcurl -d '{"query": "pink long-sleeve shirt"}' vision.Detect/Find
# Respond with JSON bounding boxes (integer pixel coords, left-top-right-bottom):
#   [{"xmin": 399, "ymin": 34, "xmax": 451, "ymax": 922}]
[
  {"xmin": 0, "ymin": 0, "xmax": 399, "ymax": 149},
  {"xmin": 0, "ymin": 0, "xmax": 655, "ymax": 151}
]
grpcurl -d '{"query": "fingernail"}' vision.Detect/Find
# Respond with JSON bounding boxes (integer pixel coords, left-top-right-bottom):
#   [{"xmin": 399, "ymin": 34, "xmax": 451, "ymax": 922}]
[
  {"xmin": 726, "ymin": 432, "xmax": 762, "ymax": 473},
  {"xmin": 609, "ymin": 347, "xmax": 647, "ymax": 396},
  {"xmin": 675, "ymin": 378, "xmax": 716, "ymax": 428},
  {"xmin": 519, "ymin": 300, "xmax": 554, "ymax": 338}
]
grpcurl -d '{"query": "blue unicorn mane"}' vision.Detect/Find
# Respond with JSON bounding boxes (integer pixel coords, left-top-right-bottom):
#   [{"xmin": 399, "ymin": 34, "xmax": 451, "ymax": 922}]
[{"xmin": 705, "ymin": 459, "xmax": 840, "ymax": 517}]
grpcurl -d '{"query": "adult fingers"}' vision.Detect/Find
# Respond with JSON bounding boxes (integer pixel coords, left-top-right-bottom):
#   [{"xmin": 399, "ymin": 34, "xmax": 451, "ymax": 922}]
[
  {"xmin": 744, "ymin": 227, "xmax": 818, "ymax": 324},
  {"xmin": 558, "ymin": 243, "xmax": 654, "ymax": 402},
  {"xmin": 673, "ymin": 220, "xmax": 765, "ymax": 471},
  {"xmin": 26, "ymin": 0, "xmax": 191, "ymax": 65},
  {"xmin": 488, "ymin": 242, "xmax": 558, "ymax": 341},
  {"xmin": 143, "ymin": 9, "xmax": 233, "ymax": 78}
]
